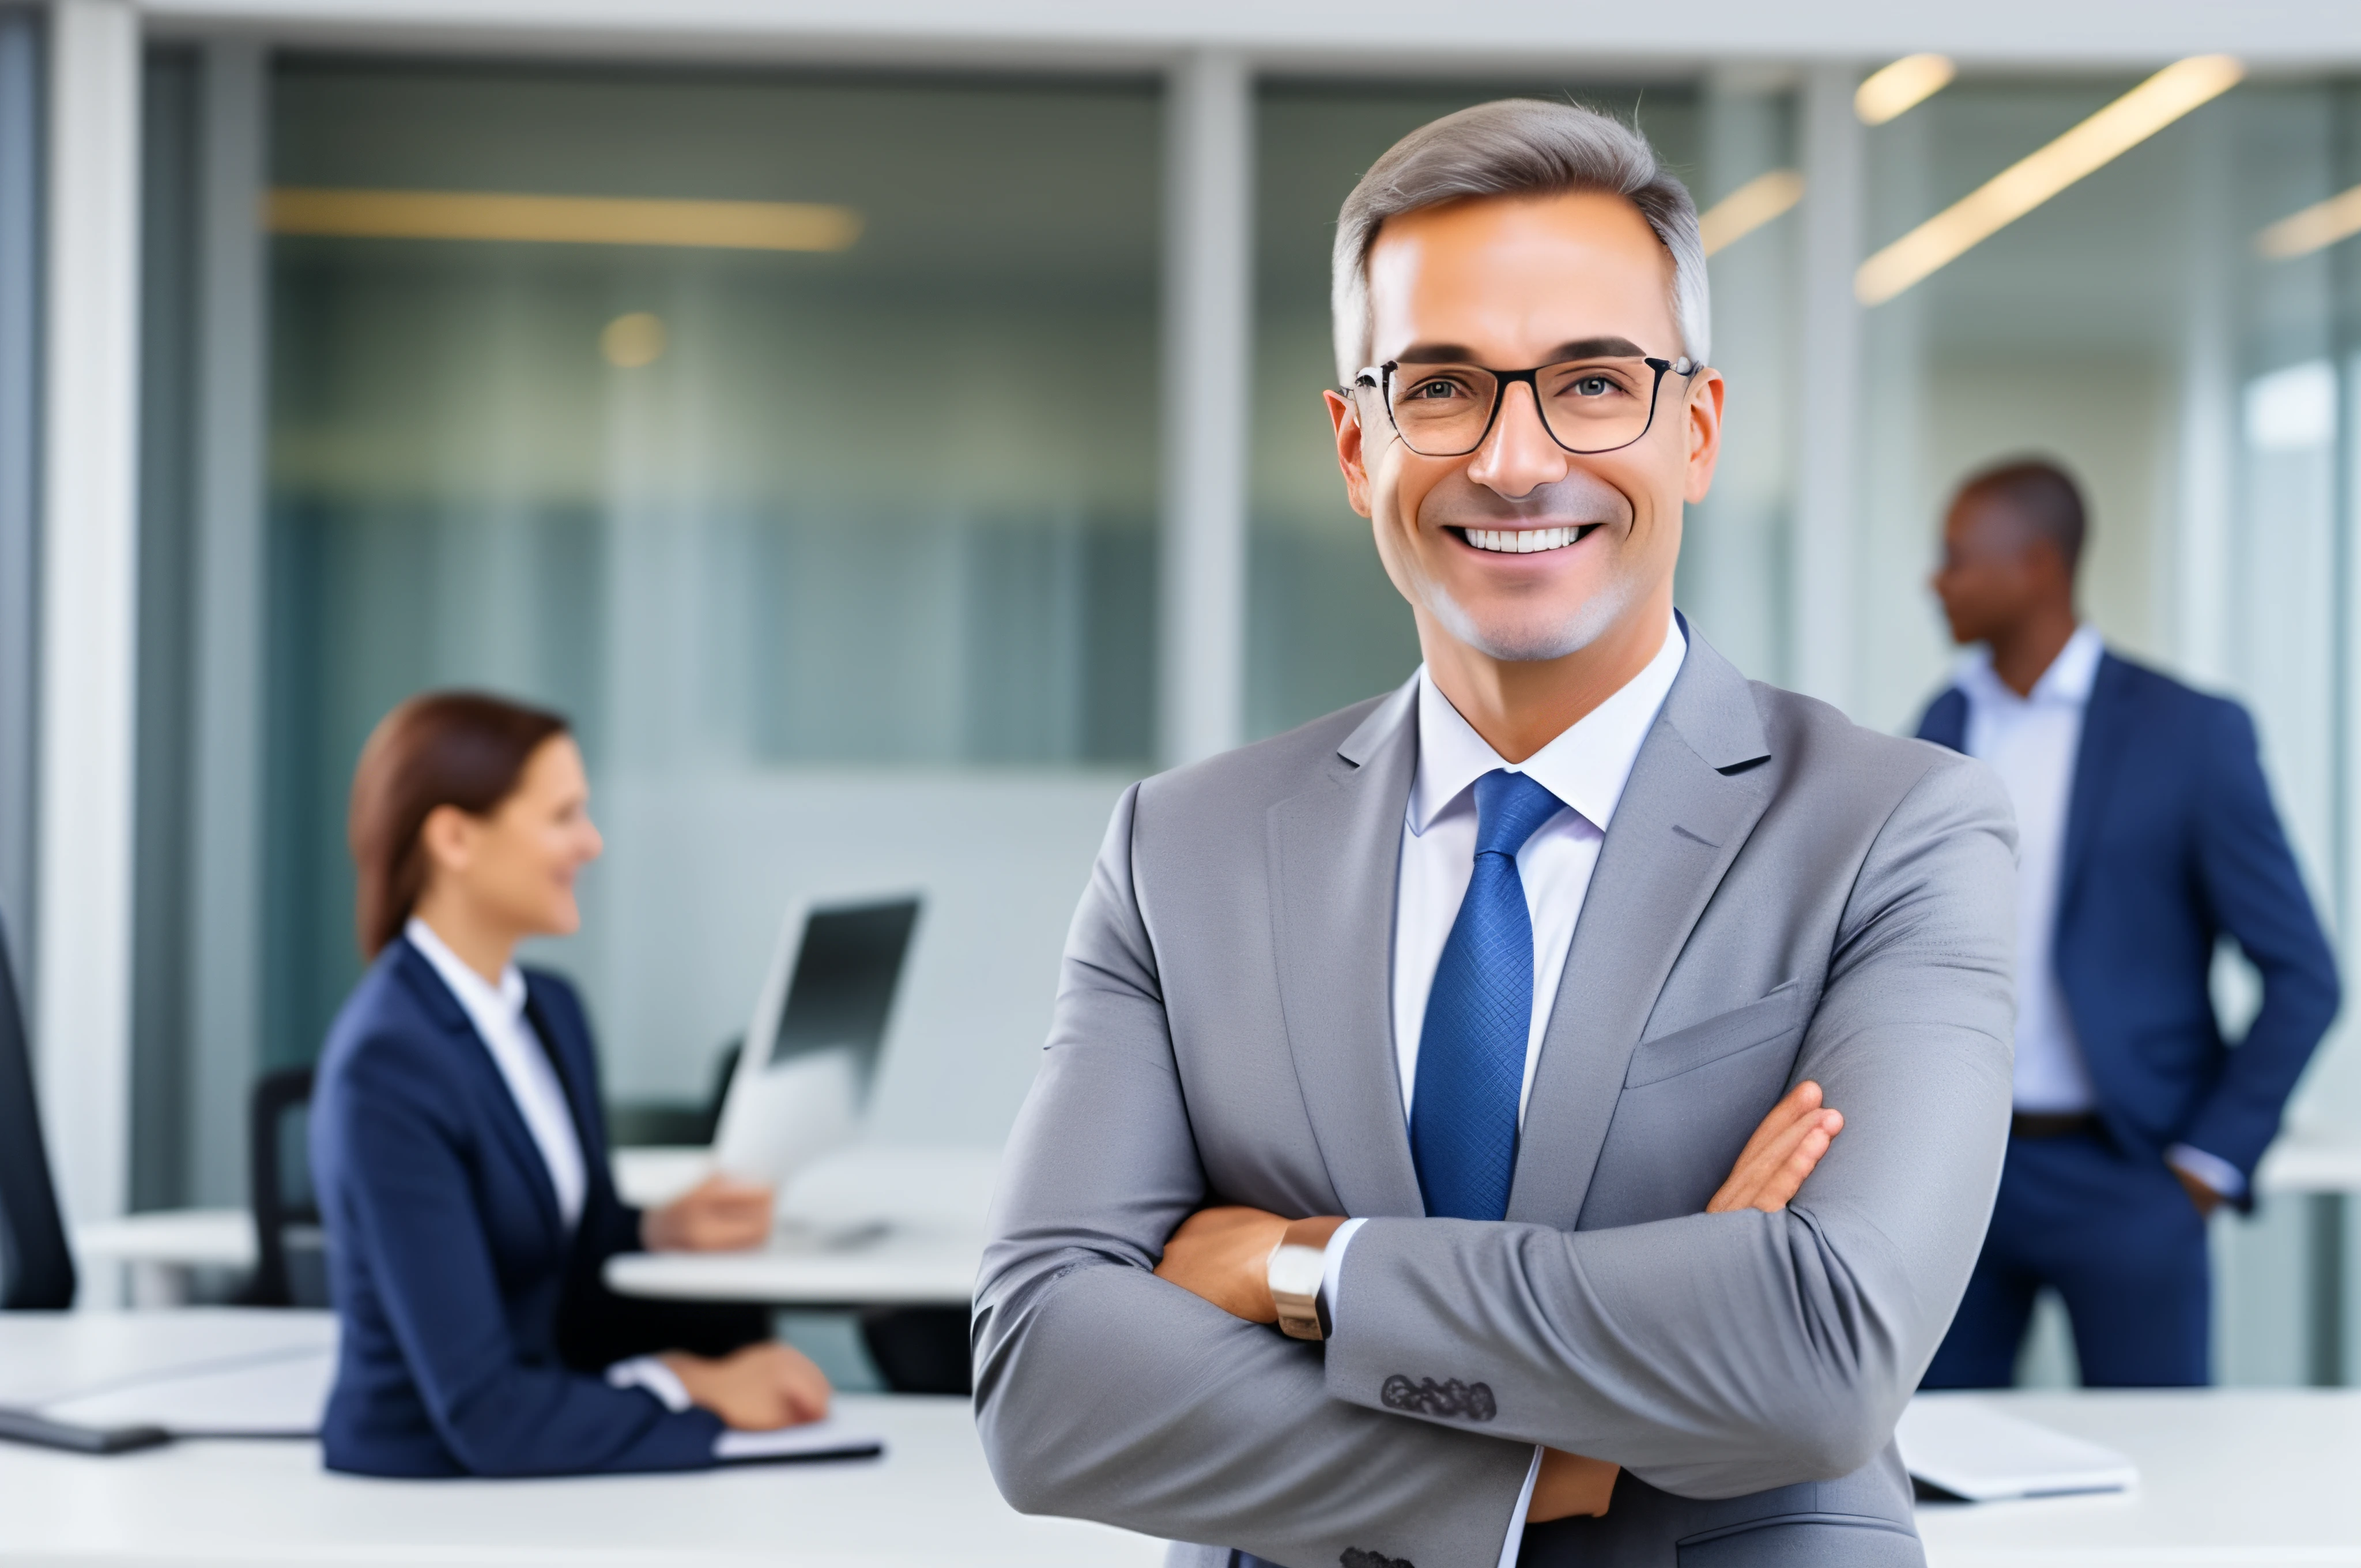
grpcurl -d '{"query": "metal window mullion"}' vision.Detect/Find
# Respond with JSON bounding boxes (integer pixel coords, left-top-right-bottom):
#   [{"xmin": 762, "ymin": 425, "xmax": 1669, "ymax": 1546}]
[
  {"xmin": 1158, "ymin": 50, "xmax": 1251, "ymax": 767},
  {"xmin": 1793, "ymin": 63, "xmax": 1864, "ymax": 716},
  {"xmin": 185, "ymin": 38, "xmax": 267, "ymax": 1208},
  {"xmin": 0, "ymin": 9, "xmax": 43, "ymax": 981},
  {"xmin": 34, "ymin": 0, "xmax": 141, "ymax": 1232}
]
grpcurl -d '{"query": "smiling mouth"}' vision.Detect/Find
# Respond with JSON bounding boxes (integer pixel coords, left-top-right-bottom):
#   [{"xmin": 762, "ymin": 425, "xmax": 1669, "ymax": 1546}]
[{"xmin": 1449, "ymin": 525, "xmax": 1601, "ymax": 555}]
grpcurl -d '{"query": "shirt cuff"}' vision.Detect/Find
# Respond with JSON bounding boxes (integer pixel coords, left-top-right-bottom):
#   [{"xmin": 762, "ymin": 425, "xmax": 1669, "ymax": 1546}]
[
  {"xmin": 1321, "ymin": 1217, "xmax": 1368, "ymax": 1335},
  {"xmin": 1498, "ymin": 1444, "xmax": 1542, "ymax": 1568},
  {"xmin": 607, "ymin": 1355, "xmax": 693, "ymax": 1412},
  {"xmin": 2167, "ymin": 1143, "xmax": 2247, "ymax": 1200}
]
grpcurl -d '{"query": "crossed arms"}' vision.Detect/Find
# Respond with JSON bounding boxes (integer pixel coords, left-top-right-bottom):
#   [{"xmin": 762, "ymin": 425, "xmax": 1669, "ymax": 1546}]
[
  {"xmin": 973, "ymin": 757, "xmax": 2015, "ymax": 1567},
  {"xmin": 1152, "ymin": 1079, "xmax": 1849, "ymax": 1522}
]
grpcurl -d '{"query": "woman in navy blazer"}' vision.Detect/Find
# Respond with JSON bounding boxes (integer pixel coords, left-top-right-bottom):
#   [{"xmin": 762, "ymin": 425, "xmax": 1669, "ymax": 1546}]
[{"xmin": 311, "ymin": 692, "xmax": 832, "ymax": 1476}]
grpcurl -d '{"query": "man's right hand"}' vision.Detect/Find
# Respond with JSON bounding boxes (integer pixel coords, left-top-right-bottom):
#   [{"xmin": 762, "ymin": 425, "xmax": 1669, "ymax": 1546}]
[
  {"xmin": 1529, "ymin": 1081, "xmax": 1845, "ymax": 1521},
  {"xmin": 659, "ymin": 1342, "xmax": 831, "ymax": 1430}
]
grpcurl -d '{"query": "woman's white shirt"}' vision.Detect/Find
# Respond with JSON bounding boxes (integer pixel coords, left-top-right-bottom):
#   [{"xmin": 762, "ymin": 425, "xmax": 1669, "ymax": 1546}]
[{"xmin": 403, "ymin": 917, "xmax": 587, "ymax": 1232}]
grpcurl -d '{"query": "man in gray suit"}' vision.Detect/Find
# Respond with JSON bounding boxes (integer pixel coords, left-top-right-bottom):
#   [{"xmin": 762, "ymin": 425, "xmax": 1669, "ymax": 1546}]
[{"xmin": 975, "ymin": 100, "xmax": 2015, "ymax": 1568}]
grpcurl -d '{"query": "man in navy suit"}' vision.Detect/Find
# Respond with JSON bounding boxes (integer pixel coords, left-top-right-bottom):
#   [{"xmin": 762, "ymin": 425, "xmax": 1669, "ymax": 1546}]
[{"xmin": 1915, "ymin": 457, "xmax": 2340, "ymax": 1388}]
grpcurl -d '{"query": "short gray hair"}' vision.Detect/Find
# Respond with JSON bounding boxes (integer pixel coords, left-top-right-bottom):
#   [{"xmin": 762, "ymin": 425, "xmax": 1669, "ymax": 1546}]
[{"xmin": 1331, "ymin": 99, "xmax": 1711, "ymax": 384}]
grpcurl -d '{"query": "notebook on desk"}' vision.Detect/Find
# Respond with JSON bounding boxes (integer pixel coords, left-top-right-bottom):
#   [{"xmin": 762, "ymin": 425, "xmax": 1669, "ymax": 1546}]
[
  {"xmin": 1897, "ymin": 1396, "xmax": 2138, "ymax": 1502},
  {"xmin": 714, "ymin": 1416, "xmax": 884, "ymax": 1465}
]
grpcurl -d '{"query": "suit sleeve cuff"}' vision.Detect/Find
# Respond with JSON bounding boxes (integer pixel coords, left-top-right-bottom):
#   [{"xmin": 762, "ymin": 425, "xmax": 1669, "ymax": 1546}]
[
  {"xmin": 1321, "ymin": 1216, "xmax": 1368, "ymax": 1336},
  {"xmin": 2167, "ymin": 1143, "xmax": 2247, "ymax": 1200},
  {"xmin": 1497, "ymin": 1445, "xmax": 1541, "ymax": 1567},
  {"xmin": 607, "ymin": 1355, "xmax": 693, "ymax": 1412}
]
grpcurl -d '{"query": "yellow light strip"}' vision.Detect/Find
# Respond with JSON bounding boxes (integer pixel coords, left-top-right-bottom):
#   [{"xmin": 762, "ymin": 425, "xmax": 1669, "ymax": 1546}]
[
  {"xmin": 2256, "ymin": 182, "xmax": 2361, "ymax": 261},
  {"xmin": 266, "ymin": 187, "xmax": 863, "ymax": 252},
  {"xmin": 1855, "ymin": 55, "xmax": 2243, "ymax": 307},
  {"xmin": 1855, "ymin": 55, "xmax": 1956, "ymax": 127},
  {"xmin": 1700, "ymin": 169, "xmax": 1805, "ymax": 257}
]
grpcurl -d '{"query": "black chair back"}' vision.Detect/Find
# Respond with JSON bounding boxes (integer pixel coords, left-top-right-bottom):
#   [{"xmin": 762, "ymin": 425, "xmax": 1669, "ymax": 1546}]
[
  {"xmin": 239, "ymin": 1066, "xmax": 325, "ymax": 1307},
  {"xmin": 0, "ymin": 911, "xmax": 74, "ymax": 1309}
]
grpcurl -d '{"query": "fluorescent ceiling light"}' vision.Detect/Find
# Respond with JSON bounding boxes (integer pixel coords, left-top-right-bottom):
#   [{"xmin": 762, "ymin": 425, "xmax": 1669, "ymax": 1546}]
[
  {"xmin": 267, "ymin": 189, "xmax": 863, "ymax": 252},
  {"xmin": 1700, "ymin": 170, "xmax": 1805, "ymax": 257},
  {"xmin": 1855, "ymin": 55, "xmax": 2243, "ymax": 307},
  {"xmin": 1856, "ymin": 55, "xmax": 1956, "ymax": 126},
  {"xmin": 2256, "ymin": 182, "xmax": 2361, "ymax": 261}
]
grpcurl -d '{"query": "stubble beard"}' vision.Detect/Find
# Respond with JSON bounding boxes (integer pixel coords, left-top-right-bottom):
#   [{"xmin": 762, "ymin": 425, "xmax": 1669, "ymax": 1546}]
[{"xmin": 1420, "ymin": 554, "xmax": 1642, "ymax": 663}]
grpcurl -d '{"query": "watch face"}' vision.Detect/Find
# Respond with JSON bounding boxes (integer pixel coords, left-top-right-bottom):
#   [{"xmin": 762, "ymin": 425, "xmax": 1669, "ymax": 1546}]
[{"xmin": 1269, "ymin": 1243, "xmax": 1327, "ymax": 1301}]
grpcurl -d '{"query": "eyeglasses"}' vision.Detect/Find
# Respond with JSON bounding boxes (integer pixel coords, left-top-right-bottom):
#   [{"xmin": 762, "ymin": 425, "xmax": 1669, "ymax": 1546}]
[{"xmin": 1350, "ymin": 354, "xmax": 1700, "ymax": 458}]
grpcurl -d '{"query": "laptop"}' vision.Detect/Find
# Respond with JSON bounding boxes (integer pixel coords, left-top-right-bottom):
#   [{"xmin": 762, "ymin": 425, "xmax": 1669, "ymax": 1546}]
[{"xmin": 709, "ymin": 894, "xmax": 922, "ymax": 1188}]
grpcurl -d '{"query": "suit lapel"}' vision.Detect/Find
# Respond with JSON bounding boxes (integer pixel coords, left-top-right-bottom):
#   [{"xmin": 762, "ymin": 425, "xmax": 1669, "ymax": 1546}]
[
  {"xmin": 1266, "ymin": 681, "xmax": 1427, "ymax": 1219},
  {"xmin": 1507, "ymin": 630, "xmax": 1775, "ymax": 1228},
  {"xmin": 395, "ymin": 943, "xmax": 566, "ymax": 1242},
  {"xmin": 2058, "ymin": 652, "xmax": 2132, "ymax": 919}
]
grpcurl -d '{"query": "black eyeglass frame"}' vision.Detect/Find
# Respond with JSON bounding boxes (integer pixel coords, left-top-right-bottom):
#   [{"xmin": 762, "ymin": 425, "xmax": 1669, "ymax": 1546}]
[{"xmin": 1348, "ymin": 354, "xmax": 1702, "ymax": 458}]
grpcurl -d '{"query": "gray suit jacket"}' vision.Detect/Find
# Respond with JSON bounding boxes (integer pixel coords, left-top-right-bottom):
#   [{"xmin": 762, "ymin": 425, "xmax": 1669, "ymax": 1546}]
[{"xmin": 974, "ymin": 627, "xmax": 2016, "ymax": 1568}]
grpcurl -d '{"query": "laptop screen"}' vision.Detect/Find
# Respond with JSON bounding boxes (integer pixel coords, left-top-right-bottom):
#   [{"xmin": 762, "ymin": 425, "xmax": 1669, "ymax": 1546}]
[{"xmin": 761, "ymin": 896, "xmax": 921, "ymax": 1077}]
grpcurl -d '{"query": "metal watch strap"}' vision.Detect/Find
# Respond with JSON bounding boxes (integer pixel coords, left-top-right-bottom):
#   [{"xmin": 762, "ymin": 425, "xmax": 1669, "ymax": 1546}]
[{"xmin": 1268, "ymin": 1215, "xmax": 1348, "ymax": 1341}]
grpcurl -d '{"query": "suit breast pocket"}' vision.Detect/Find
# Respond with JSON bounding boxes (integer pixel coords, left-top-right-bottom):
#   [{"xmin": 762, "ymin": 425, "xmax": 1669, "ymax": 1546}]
[{"xmin": 1625, "ymin": 983, "xmax": 1811, "ymax": 1088}]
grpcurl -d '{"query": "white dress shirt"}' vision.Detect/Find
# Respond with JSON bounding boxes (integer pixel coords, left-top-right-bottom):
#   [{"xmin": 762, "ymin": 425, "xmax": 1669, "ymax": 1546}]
[
  {"xmin": 1327, "ymin": 615, "xmax": 1689, "ymax": 1565},
  {"xmin": 405, "ymin": 917, "xmax": 587, "ymax": 1230},
  {"xmin": 1953, "ymin": 630, "xmax": 2242, "ymax": 1198},
  {"xmin": 1955, "ymin": 627, "xmax": 2103, "ymax": 1117},
  {"xmin": 404, "ymin": 919, "xmax": 698, "ymax": 1418}
]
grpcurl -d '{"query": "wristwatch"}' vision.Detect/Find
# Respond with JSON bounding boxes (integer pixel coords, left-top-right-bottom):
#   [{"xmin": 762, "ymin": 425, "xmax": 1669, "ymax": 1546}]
[{"xmin": 1268, "ymin": 1216, "xmax": 1348, "ymax": 1341}]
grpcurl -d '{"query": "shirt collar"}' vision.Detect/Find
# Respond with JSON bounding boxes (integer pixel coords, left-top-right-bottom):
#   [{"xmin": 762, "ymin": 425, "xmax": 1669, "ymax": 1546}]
[
  {"xmin": 1955, "ymin": 623, "xmax": 2105, "ymax": 710},
  {"xmin": 1409, "ymin": 613, "xmax": 1688, "ymax": 836},
  {"xmin": 405, "ymin": 915, "xmax": 529, "ymax": 1030}
]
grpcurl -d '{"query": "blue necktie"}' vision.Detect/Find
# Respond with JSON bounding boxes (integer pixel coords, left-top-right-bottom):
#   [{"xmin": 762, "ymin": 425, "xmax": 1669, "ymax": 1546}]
[{"xmin": 1411, "ymin": 768, "xmax": 1565, "ymax": 1222}]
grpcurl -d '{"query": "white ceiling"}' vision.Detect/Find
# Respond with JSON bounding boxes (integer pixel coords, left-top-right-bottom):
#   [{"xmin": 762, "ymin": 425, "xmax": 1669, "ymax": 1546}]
[{"xmin": 135, "ymin": 0, "xmax": 2361, "ymax": 71}]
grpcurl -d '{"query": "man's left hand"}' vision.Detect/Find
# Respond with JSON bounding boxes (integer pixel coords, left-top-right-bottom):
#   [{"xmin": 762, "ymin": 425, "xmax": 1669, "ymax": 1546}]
[{"xmin": 2174, "ymin": 1165, "xmax": 2226, "ymax": 1218}]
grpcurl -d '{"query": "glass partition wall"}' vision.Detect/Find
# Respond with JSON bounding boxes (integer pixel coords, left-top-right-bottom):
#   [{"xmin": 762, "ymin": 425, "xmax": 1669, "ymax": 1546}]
[
  {"xmin": 261, "ymin": 62, "xmax": 1163, "ymax": 1144},
  {"xmin": 1855, "ymin": 74, "xmax": 2361, "ymax": 1382},
  {"xmin": 129, "ymin": 50, "xmax": 2361, "ymax": 1384}
]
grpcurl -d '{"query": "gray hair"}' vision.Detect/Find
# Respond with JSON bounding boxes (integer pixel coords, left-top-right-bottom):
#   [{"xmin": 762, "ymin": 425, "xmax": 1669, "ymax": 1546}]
[{"xmin": 1331, "ymin": 99, "xmax": 1711, "ymax": 384}]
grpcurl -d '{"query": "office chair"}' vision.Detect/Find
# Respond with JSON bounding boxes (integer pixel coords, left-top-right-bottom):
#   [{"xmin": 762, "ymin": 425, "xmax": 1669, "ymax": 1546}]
[
  {"xmin": 239, "ymin": 1067, "xmax": 325, "ymax": 1307},
  {"xmin": 0, "ymin": 910, "xmax": 75, "ymax": 1309}
]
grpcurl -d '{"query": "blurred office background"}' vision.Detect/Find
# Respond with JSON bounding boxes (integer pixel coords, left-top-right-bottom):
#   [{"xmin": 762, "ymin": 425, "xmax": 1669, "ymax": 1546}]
[{"xmin": 4, "ymin": 1, "xmax": 2361, "ymax": 1388}]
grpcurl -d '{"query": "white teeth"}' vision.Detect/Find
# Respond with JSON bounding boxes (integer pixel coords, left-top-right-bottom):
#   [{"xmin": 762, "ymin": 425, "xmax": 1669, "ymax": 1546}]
[{"xmin": 1465, "ymin": 526, "xmax": 1582, "ymax": 553}]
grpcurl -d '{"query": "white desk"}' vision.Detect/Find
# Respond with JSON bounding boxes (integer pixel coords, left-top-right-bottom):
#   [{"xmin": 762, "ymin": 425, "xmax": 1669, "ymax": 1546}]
[
  {"xmin": 71, "ymin": 1144, "xmax": 1001, "ymax": 1310},
  {"xmin": 0, "ymin": 1310, "xmax": 1160, "ymax": 1567},
  {"xmin": 1915, "ymin": 1388, "xmax": 2361, "ymax": 1565},
  {"xmin": 7, "ymin": 1317, "xmax": 2357, "ymax": 1565},
  {"xmin": 606, "ymin": 1145, "xmax": 994, "ymax": 1308},
  {"xmin": 605, "ymin": 1224, "xmax": 982, "ymax": 1307},
  {"xmin": 72, "ymin": 1208, "xmax": 255, "ymax": 1307},
  {"xmin": 0, "ymin": 1307, "xmax": 333, "ymax": 1409}
]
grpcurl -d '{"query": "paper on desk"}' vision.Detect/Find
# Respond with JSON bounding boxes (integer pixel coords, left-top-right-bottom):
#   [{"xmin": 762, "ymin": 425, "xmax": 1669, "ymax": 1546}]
[
  {"xmin": 713, "ymin": 1416, "xmax": 884, "ymax": 1464},
  {"xmin": 1896, "ymin": 1397, "xmax": 2137, "ymax": 1502},
  {"xmin": 41, "ymin": 1348, "xmax": 333, "ymax": 1438}
]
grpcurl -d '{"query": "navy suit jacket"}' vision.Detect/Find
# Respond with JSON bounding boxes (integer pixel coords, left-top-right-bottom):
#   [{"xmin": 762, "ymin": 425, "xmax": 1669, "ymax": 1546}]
[
  {"xmin": 1918, "ymin": 651, "xmax": 2340, "ymax": 1192},
  {"xmin": 311, "ymin": 937, "xmax": 726, "ymax": 1476}
]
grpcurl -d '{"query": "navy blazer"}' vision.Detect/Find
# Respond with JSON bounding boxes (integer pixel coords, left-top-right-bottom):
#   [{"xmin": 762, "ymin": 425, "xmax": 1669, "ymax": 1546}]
[
  {"xmin": 1918, "ymin": 651, "xmax": 2340, "ymax": 1190},
  {"xmin": 310, "ymin": 938, "xmax": 725, "ymax": 1476}
]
